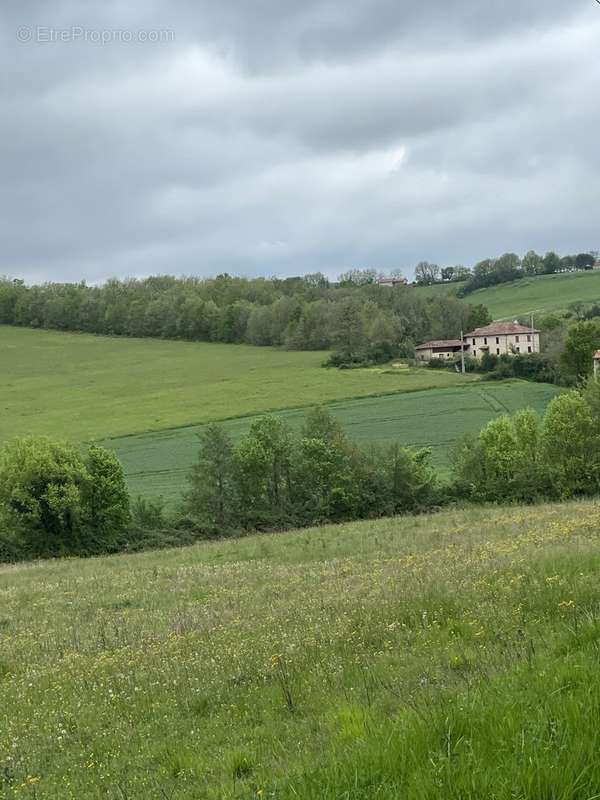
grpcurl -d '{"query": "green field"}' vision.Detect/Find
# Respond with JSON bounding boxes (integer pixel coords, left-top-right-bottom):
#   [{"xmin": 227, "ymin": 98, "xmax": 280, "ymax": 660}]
[
  {"xmin": 0, "ymin": 326, "xmax": 561, "ymax": 509},
  {"xmin": 412, "ymin": 280, "xmax": 466, "ymax": 299},
  {"xmin": 415, "ymin": 271, "xmax": 600, "ymax": 319},
  {"xmin": 2, "ymin": 499, "xmax": 600, "ymax": 798},
  {"xmin": 105, "ymin": 381, "xmax": 561, "ymax": 504},
  {"xmin": 0, "ymin": 326, "xmax": 473, "ymax": 443}
]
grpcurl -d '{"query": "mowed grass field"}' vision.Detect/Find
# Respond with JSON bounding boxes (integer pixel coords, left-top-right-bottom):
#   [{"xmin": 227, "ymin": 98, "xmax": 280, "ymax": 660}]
[
  {"xmin": 2, "ymin": 500, "xmax": 600, "ymax": 798},
  {"xmin": 105, "ymin": 381, "xmax": 560, "ymax": 504},
  {"xmin": 415, "ymin": 271, "xmax": 600, "ymax": 319},
  {"xmin": 0, "ymin": 326, "xmax": 473, "ymax": 443}
]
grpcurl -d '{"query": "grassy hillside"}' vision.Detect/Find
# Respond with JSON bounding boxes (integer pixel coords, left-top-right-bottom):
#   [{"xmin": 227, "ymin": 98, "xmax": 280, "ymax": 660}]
[
  {"xmin": 105, "ymin": 381, "xmax": 561, "ymax": 504},
  {"xmin": 0, "ymin": 326, "xmax": 472, "ymax": 443},
  {"xmin": 412, "ymin": 280, "xmax": 466, "ymax": 298},
  {"xmin": 415, "ymin": 271, "xmax": 600, "ymax": 319},
  {"xmin": 2, "ymin": 500, "xmax": 600, "ymax": 798},
  {"xmin": 465, "ymin": 271, "xmax": 600, "ymax": 319}
]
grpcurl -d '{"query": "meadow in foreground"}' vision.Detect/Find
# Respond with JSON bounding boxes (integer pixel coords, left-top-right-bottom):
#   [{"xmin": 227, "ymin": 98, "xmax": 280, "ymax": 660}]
[
  {"xmin": 0, "ymin": 325, "xmax": 474, "ymax": 443},
  {"xmin": 1, "ymin": 500, "xmax": 600, "ymax": 798}
]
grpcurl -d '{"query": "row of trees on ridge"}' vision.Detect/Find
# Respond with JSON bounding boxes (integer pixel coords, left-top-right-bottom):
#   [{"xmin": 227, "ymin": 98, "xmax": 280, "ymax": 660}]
[
  {"xmin": 0, "ymin": 274, "xmax": 490, "ymax": 366},
  {"xmin": 414, "ymin": 250, "xmax": 597, "ymax": 289}
]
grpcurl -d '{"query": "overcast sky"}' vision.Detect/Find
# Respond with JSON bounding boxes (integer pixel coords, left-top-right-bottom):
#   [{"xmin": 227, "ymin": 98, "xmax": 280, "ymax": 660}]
[{"xmin": 1, "ymin": 1, "xmax": 599, "ymax": 283}]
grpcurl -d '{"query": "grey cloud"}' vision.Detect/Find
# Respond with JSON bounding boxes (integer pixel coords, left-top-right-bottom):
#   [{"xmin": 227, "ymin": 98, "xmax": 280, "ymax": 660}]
[{"xmin": 0, "ymin": 1, "xmax": 599, "ymax": 283}]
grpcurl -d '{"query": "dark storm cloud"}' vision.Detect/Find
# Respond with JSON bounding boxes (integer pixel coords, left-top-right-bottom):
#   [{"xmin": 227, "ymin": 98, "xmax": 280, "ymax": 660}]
[{"xmin": 0, "ymin": 1, "xmax": 598, "ymax": 283}]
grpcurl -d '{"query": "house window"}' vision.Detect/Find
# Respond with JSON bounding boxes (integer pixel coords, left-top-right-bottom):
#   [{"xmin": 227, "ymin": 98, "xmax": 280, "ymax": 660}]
[
  {"xmin": 516, "ymin": 346, "xmax": 520, "ymax": 353},
  {"xmin": 496, "ymin": 337, "xmax": 499, "ymax": 344},
  {"xmin": 516, "ymin": 335, "xmax": 520, "ymax": 343},
  {"xmin": 527, "ymin": 335, "xmax": 531, "ymax": 342},
  {"xmin": 473, "ymin": 349, "xmax": 476, "ymax": 356},
  {"xmin": 496, "ymin": 348, "xmax": 500, "ymax": 355},
  {"xmin": 484, "ymin": 337, "xmax": 487, "ymax": 345},
  {"xmin": 528, "ymin": 346, "xmax": 532, "ymax": 353}
]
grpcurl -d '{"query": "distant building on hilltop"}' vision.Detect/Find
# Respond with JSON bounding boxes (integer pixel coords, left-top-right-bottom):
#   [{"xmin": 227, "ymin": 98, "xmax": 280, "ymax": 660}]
[
  {"xmin": 415, "ymin": 321, "xmax": 541, "ymax": 362},
  {"xmin": 377, "ymin": 276, "xmax": 407, "ymax": 288}
]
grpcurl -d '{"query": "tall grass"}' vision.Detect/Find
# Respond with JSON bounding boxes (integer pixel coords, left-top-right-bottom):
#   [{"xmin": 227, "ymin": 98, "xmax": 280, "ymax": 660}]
[{"xmin": 1, "ymin": 501, "xmax": 599, "ymax": 797}]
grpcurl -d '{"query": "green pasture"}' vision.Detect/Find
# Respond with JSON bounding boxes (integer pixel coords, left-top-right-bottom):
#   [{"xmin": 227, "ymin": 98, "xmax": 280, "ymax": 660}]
[
  {"xmin": 412, "ymin": 280, "xmax": 466, "ymax": 299},
  {"xmin": 2, "ymin": 499, "xmax": 600, "ymax": 798},
  {"xmin": 0, "ymin": 326, "xmax": 471, "ymax": 443},
  {"xmin": 105, "ymin": 380, "xmax": 560, "ymax": 504},
  {"xmin": 415, "ymin": 271, "xmax": 600, "ymax": 319},
  {"xmin": 465, "ymin": 271, "xmax": 600, "ymax": 319}
]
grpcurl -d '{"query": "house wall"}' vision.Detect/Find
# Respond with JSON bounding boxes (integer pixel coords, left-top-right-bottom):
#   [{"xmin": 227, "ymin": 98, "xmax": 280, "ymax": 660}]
[
  {"xmin": 416, "ymin": 333, "xmax": 540, "ymax": 362},
  {"xmin": 416, "ymin": 348, "xmax": 459, "ymax": 361},
  {"xmin": 467, "ymin": 333, "xmax": 540, "ymax": 358}
]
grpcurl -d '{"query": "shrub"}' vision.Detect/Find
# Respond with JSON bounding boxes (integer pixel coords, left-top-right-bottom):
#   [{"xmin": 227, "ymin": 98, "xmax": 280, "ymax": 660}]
[
  {"xmin": 542, "ymin": 393, "xmax": 600, "ymax": 498},
  {"xmin": 427, "ymin": 358, "xmax": 453, "ymax": 370},
  {"xmin": 479, "ymin": 352, "xmax": 498, "ymax": 372},
  {"xmin": 130, "ymin": 495, "xmax": 166, "ymax": 530},
  {"xmin": 451, "ymin": 411, "xmax": 550, "ymax": 503},
  {"xmin": 451, "ymin": 389, "xmax": 600, "ymax": 503},
  {"xmin": 0, "ymin": 437, "xmax": 130, "ymax": 558},
  {"xmin": 0, "ymin": 437, "xmax": 90, "ymax": 557},
  {"xmin": 83, "ymin": 445, "xmax": 130, "ymax": 552},
  {"xmin": 560, "ymin": 321, "xmax": 600, "ymax": 381}
]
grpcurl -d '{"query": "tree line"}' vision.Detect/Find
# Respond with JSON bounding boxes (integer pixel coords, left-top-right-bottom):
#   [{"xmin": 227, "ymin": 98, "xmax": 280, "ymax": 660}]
[
  {"xmin": 3, "ymin": 385, "xmax": 600, "ymax": 562},
  {"xmin": 413, "ymin": 250, "xmax": 597, "ymax": 291},
  {"xmin": 0, "ymin": 274, "xmax": 490, "ymax": 365},
  {"xmin": 0, "ymin": 409, "xmax": 435, "ymax": 561},
  {"xmin": 457, "ymin": 251, "xmax": 596, "ymax": 296}
]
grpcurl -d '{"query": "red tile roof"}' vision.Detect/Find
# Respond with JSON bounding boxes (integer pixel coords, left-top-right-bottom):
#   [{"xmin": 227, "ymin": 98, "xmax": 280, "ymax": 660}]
[
  {"xmin": 415, "ymin": 339, "xmax": 464, "ymax": 350},
  {"xmin": 463, "ymin": 322, "xmax": 539, "ymax": 337}
]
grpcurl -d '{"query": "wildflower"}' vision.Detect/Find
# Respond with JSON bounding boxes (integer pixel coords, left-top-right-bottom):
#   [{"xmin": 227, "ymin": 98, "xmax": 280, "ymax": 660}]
[{"xmin": 558, "ymin": 599, "xmax": 575, "ymax": 608}]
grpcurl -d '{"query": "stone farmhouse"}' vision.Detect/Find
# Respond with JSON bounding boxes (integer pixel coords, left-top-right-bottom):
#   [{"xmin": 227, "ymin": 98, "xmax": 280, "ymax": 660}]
[
  {"xmin": 414, "ymin": 339, "xmax": 464, "ymax": 361},
  {"xmin": 415, "ymin": 322, "xmax": 541, "ymax": 362},
  {"xmin": 377, "ymin": 276, "xmax": 408, "ymax": 288}
]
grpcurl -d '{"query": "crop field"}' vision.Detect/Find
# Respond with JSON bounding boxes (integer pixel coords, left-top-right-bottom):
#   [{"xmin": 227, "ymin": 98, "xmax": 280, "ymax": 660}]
[
  {"xmin": 105, "ymin": 381, "xmax": 561, "ymax": 504},
  {"xmin": 415, "ymin": 271, "xmax": 600, "ymax": 319},
  {"xmin": 0, "ymin": 326, "xmax": 472, "ymax": 444},
  {"xmin": 2, "ymin": 499, "xmax": 600, "ymax": 798}
]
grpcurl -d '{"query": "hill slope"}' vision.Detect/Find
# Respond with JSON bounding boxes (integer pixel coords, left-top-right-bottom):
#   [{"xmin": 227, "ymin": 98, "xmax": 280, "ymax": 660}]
[
  {"xmin": 1, "ymin": 500, "xmax": 600, "ymax": 798},
  {"xmin": 415, "ymin": 271, "xmax": 600, "ymax": 319},
  {"xmin": 0, "ymin": 326, "xmax": 471, "ymax": 443},
  {"xmin": 105, "ymin": 380, "xmax": 560, "ymax": 503}
]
